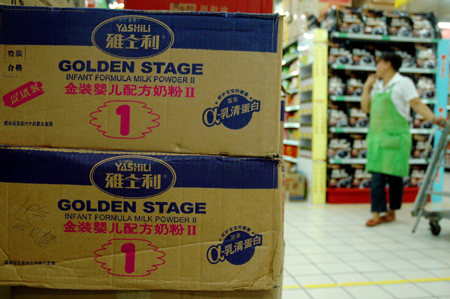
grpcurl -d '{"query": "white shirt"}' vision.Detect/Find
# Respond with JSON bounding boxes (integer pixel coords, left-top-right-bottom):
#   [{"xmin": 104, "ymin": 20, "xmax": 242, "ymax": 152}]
[{"xmin": 370, "ymin": 72, "xmax": 419, "ymax": 121}]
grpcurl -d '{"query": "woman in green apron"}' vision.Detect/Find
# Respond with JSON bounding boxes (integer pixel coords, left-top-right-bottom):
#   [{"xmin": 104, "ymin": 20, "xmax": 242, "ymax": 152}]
[{"xmin": 361, "ymin": 53, "xmax": 443, "ymax": 227}]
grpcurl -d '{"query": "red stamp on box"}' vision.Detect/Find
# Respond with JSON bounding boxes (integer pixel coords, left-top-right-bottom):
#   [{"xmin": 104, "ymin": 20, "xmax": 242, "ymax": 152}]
[{"xmin": 2, "ymin": 81, "xmax": 44, "ymax": 108}]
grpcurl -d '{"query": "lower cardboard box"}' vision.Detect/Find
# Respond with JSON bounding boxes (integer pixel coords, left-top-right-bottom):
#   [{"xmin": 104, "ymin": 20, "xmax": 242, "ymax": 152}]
[
  {"xmin": 0, "ymin": 146, "xmax": 285, "ymax": 291},
  {"xmin": 11, "ymin": 276, "xmax": 282, "ymax": 299}
]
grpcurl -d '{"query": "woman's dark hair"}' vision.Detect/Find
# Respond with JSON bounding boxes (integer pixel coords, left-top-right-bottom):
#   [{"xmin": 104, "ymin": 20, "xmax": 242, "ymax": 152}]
[{"xmin": 379, "ymin": 53, "xmax": 403, "ymax": 72}]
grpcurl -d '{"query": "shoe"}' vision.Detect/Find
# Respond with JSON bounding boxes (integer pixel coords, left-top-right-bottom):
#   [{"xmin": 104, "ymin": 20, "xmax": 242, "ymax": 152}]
[
  {"xmin": 366, "ymin": 218, "xmax": 383, "ymax": 227},
  {"xmin": 380, "ymin": 215, "xmax": 395, "ymax": 222}
]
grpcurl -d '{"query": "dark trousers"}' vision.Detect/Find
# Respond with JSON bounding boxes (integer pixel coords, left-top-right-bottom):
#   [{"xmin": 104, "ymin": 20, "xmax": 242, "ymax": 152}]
[{"xmin": 370, "ymin": 172, "xmax": 403, "ymax": 213}]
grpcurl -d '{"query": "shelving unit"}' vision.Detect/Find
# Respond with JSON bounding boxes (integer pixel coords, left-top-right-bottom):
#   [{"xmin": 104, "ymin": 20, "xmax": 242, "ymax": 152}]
[{"xmin": 325, "ymin": 31, "xmax": 450, "ymax": 204}]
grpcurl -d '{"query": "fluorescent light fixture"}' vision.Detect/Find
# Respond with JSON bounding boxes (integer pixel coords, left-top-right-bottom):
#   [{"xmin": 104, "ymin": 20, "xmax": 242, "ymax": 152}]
[{"xmin": 438, "ymin": 22, "xmax": 450, "ymax": 29}]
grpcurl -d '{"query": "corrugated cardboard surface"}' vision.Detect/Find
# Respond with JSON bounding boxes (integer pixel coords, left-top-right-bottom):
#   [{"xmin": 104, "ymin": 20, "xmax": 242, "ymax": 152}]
[
  {"xmin": 0, "ymin": 146, "xmax": 284, "ymax": 291},
  {"xmin": 11, "ymin": 276, "xmax": 282, "ymax": 299},
  {"xmin": 124, "ymin": 0, "xmax": 274, "ymax": 13},
  {"xmin": 0, "ymin": 0, "xmax": 82, "ymax": 7},
  {"xmin": 0, "ymin": 6, "xmax": 282, "ymax": 157}
]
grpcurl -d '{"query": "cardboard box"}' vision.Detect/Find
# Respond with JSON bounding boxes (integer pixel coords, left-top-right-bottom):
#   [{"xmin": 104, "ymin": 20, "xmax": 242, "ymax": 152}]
[
  {"xmin": 0, "ymin": 6, "xmax": 282, "ymax": 158},
  {"xmin": 124, "ymin": 0, "xmax": 274, "ymax": 13},
  {"xmin": 11, "ymin": 277, "xmax": 282, "ymax": 299},
  {"xmin": 0, "ymin": 0, "xmax": 83, "ymax": 7},
  {"xmin": 285, "ymin": 172, "xmax": 305, "ymax": 200},
  {"xmin": 0, "ymin": 146, "xmax": 284, "ymax": 291}
]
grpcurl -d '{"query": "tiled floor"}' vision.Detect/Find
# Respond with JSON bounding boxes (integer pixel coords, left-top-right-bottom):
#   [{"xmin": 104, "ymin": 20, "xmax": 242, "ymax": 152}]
[{"xmin": 283, "ymin": 187, "xmax": 450, "ymax": 298}]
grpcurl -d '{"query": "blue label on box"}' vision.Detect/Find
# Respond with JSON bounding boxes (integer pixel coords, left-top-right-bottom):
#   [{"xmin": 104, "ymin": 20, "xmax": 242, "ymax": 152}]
[
  {"xmin": 92, "ymin": 16, "xmax": 174, "ymax": 59},
  {"xmin": 0, "ymin": 147, "xmax": 278, "ymax": 190},
  {"xmin": 203, "ymin": 91, "xmax": 260, "ymax": 130},
  {"xmin": 0, "ymin": 6, "xmax": 279, "ymax": 54},
  {"xmin": 206, "ymin": 229, "xmax": 262, "ymax": 265},
  {"xmin": 90, "ymin": 155, "xmax": 176, "ymax": 199}
]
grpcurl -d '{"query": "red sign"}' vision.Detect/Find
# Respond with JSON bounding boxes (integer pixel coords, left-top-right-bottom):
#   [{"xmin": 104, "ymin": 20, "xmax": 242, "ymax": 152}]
[{"xmin": 124, "ymin": 0, "xmax": 273, "ymax": 13}]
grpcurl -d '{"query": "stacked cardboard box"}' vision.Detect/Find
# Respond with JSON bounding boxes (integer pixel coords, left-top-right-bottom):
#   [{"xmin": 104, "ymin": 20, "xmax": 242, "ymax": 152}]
[{"xmin": 0, "ymin": 5, "xmax": 285, "ymax": 299}]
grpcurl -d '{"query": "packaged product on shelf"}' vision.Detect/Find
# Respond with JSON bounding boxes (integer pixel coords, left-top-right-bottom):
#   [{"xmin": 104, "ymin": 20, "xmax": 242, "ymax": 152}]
[
  {"xmin": 328, "ymin": 75, "xmax": 346, "ymax": 95},
  {"xmin": 351, "ymin": 164, "xmax": 372, "ymax": 188},
  {"xmin": 284, "ymin": 144, "xmax": 298, "ymax": 157},
  {"xmin": 284, "ymin": 44, "xmax": 298, "ymax": 60},
  {"xmin": 410, "ymin": 166, "xmax": 426, "ymax": 187},
  {"xmin": 329, "ymin": 43, "xmax": 352, "ymax": 65},
  {"xmin": 0, "ymin": 6, "xmax": 283, "ymax": 158},
  {"xmin": 328, "ymin": 138, "xmax": 351, "ymax": 159},
  {"xmin": 327, "ymin": 165, "xmax": 352, "ymax": 188},
  {"xmin": 412, "ymin": 138, "xmax": 431, "ymax": 158},
  {"xmin": 416, "ymin": 45, "xmax": 437, "ymax": 68},
  {"xmin": 352, "ymin": 48, "xmax": 375, "ymax": 66},
  {"xmin": 348, "ymin": 107, "xmax": 369, "ymax": 127},
  {"xmin": 287, "ymin": 93, "xmax": 300, "ymax": 106},
  {"xmin": 289, "ymin": 77, "xmax": 299, "ymax": 90},
  {"xmin": 288, "ymin": 59, "xmax": 300, "ymax": 73},
  {"xmin": 413, "ymin": 113, "xmax": 433, "ymax": 129},
  {"xmin": 320, "ymin": 7, "xmax": 337, "ymax": 33},
  {"xmin": 328, "ymin": 106, "xmax": 348, "ymax": 127},
  {"xmin": 338, "ymin": 8, "xmax": 364, "ymax": 34},
  {"xmin": 346, "ymin": 75, "xmax": 364, "ymax": 96},
  {"xmin": 363, "ymin": 10, "xmax": 387, "ymax": 35},
  {"xmin": 0, "ymin": 146, "xmax": 284, "ymax": 291},
  {"xmin": 387, "ymin": 11, "xmax": 413, "ymax": 37},
  {"xmin": 416, "ymin": 75, "xmax": 436, "ymax": 98},
  {"xmin": 307, "ymin": 13, "xmax": 320, "ymax": 30},
  {"xmin": 393, "ymin": 48, "xmax": 415, "ymax": 68},
  {"xmin": 415, "ymin": 45, "xmax": 437, "ymax": 68},
  {"xmin": 285, "ymin": 111, "xmax": 299, "ymax": 123},
  {"xmin": 410, "ymin": 13, "xmax": 438, "ymax": 38},
  {"xmin": 350, "ymin": 134, "xmax": 368, "ymax": 158}
]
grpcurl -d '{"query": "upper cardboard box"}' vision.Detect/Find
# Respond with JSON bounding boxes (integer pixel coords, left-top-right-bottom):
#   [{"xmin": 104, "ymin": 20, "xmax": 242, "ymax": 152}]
[
  {"xmin": 124, "ymin": 0, "xmax": 274, "ymax": 13},
  {"xmin": 0, "ymin": 6, "xmax": 283, "ymax": 157},
  {"xmin": 0, "ymin": 0, "xmax": 83, "ymax": 7},
  {"xmin": 0, "ymin": 146, "xmax": 284, "ymax": 291}
]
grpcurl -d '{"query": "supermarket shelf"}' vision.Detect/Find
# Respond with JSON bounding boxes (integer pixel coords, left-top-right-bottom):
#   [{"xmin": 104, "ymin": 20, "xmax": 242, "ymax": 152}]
[
  {"xmin": 331, "ymin": 64, "xmax": 438, "ymax": 74},
  {"xmin": 327, "ymin": 187, "xmax": 420, "ymax": 204},
  {"xmin": 299, "ymin": 149, "xmax": 313, "ymax": 158},
  {"xmin": 298, "ymin": 85, "xmax": 313, "ymax": 92},
  {"xmin": 329, "ymin": 127, "xmax": 433, "ymax": 134},
  {"xmin": 329, "ymin": 95, "xmax": 362, "ymax": 102},
  {"xmin": 285, "ymin": 105, "xmax": 300, "ymax": 112},
  {"xmin": 330, "ymin": 32, "xmax": 439, "ymax": 44},
  {"xmin": 330, "ymin": 95, "xmax": 437, "ymax": 104},
  {"xmin": 287, "ymin": 88, "xmax": 299, "ymax": 95},
  {"xmin": 299, "ymin": 109, "xmax": 313, "ymax": 116},
  {"xmin": 299, "ymin": 126, "xmax": 313, "ymax": 133},
  {"xmin": 283, "ymin": 37, "xmax": 299, "ymax": 50},
  {"xmin": 299, "ymin": 132, "xmax": 313, "ymax": 139},
  {"xmin": 284, "ymin": 139, "xmax": 300, "ymax": 146},
  {"xmin": 282, "ymin": 54, "xmax": 299, "ymax": 66},
  {"xmin": 284, "ymin": 123, "xmax": 300, "ymax": 129},
  {"xmin": 300, "ymin": 63, "xmax": 313, "ymax": 69},
  {"xmin": 328, "ymin": 158, "xmax": 427, "ymax": 164},
  {"xmin": 283, "ymin": 155, "xmax": 298, "ymax": 163},
  {"xmin": 329, "ymin": 127, "xmax": 369, "ymax": 133},
  {"xmin": 282, "ymin": 71, "xmax": 299, "ymax": 80}
]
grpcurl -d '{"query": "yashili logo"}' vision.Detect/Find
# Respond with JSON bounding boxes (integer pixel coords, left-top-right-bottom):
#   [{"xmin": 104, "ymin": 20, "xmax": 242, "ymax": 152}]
[
  {"xmin": 92, "ymin": 16, "xmax": 174, "ymax": 59},
  {"xmin": 90, "ymin": 155, "xmax": 176, "ymax": 199}
]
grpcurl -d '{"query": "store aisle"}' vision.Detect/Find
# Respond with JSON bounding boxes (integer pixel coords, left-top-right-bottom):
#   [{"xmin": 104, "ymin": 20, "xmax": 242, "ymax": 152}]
[{"xmin": 282, "ymin": 177, "xmax": 450, "ymax": 298}]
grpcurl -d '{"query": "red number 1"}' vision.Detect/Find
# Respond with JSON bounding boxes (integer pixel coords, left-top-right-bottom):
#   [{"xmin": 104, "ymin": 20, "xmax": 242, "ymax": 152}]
[
  {"xmin": 116, "ymin": 105, "xmax": 131, "ymax": 136},
  {"xmin": 121, "ymin": 242, "xmax": 136, "ymax": 274}
]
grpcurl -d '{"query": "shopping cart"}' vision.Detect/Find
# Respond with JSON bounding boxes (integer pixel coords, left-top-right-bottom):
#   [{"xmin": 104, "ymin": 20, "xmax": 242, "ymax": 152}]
[{"xmin": 412, "ymin": 120, "xmax": 450, "ymax": 236}]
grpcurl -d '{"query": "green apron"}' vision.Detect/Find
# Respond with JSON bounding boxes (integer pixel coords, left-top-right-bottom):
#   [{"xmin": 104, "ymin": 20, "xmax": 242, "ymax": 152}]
[{"xmin": 366, "ymin": 84, "xmax": 411, "ymax": 177}]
